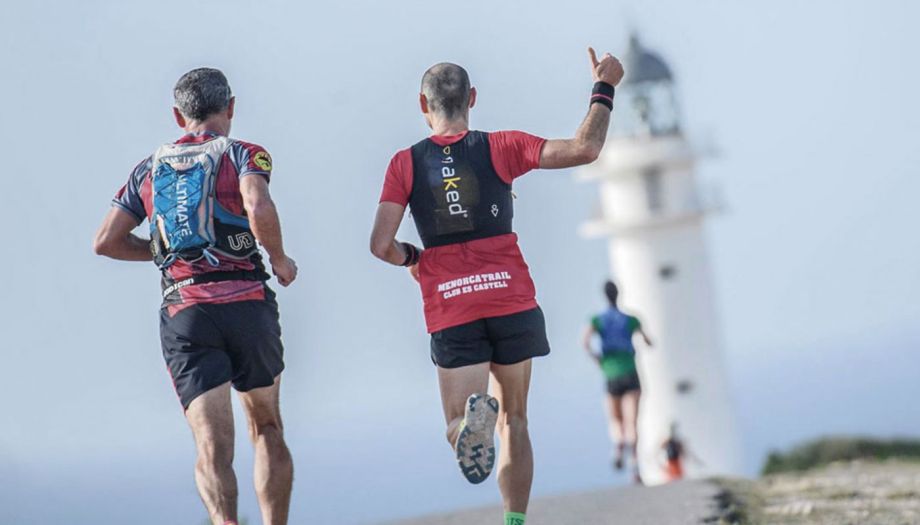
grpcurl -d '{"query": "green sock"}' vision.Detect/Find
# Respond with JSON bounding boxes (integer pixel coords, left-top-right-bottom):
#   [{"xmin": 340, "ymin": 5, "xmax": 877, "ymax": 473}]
[{"xmin": 504, "ymin": 511, "xmax": 526, "ymax": 525}]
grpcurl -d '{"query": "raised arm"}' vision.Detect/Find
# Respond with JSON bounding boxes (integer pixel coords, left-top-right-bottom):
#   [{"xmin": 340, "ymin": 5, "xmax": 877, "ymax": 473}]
[
  {"xmin": 93, "ymin": 208, "xmax": 153, "ymax": 261},
  {"xmin": 240, "ymin": 175, "xmax": 297, "ymax": 287},
  {"xmin": 539, "ymin": 47, "xmax": 625, "ymax": 170}
]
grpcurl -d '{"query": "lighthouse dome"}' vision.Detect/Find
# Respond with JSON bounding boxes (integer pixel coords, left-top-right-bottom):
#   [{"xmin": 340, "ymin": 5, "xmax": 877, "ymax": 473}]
[
  {"xmin": 613, "ymin": 33, "xmax": 681, "ymax": 137},
  {"xmin": 623, "ymin": 34, "xmax": 673, "ymax": 85}
]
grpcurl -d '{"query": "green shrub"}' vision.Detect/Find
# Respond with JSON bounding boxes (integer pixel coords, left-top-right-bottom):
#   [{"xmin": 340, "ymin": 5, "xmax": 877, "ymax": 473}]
[{"xmin": 762, "ymin": 436, "xmax": 920, "ymax": 475}]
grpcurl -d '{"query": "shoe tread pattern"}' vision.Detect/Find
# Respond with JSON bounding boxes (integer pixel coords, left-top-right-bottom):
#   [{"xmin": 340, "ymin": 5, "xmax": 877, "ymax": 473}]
[{"xmin": 455, "ymin": 393, "xmax": 499, "ymax": 484}]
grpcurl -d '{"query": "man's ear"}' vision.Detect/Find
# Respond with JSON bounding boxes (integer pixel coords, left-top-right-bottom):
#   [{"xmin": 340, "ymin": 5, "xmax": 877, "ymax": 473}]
[
  {"xmin": 172, "ymin": 107, "xmax": 187, "ymax": 128},
  {"xmin": 469, "ymin": 87, "xmax": 477, "ymax": 109},
  {"xmin": 419, "ymin": 93, "xmax": 430, "ymax": 115},
  {"xmin": 226, "ymin": 97, "xmax": 235, "ymax": 119}
]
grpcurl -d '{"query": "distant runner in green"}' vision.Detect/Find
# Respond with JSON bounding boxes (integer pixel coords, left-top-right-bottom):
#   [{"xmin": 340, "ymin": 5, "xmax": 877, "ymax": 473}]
[{"xmin": 582, "ymin": 281, "xmax": 652, "ymax": 483}]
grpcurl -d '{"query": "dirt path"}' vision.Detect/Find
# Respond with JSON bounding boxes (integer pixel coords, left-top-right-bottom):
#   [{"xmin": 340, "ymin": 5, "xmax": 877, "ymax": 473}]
[{"xmin": 386, "ymin": 480, "xmax": 723, "ymax": 525}]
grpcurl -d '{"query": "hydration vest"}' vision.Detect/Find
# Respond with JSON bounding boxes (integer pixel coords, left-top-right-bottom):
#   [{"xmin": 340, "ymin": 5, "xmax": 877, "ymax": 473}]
[
  {"xmin": 597, "ymin": 308, "xmax": 637, "ymax": 355},
  {"xmin": 408, "ymin": 131, "xmax": 513, "ymax": 248},
  {"xmin": 149, "ymin": 136, "xmax": 258, "ymax": 269}
]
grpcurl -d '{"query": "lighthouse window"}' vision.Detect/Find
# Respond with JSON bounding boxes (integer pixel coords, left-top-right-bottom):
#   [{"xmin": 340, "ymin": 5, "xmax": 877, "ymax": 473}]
[
  {"xmin": 643, "ymin": 168, "xmax": 663, "ymax": 212},
  {"xmin": 659, "ymin": 264, "xmax": 677, "ymax": 280},
  {"xmin": 676, "ymin": 379, "xmax": 694, "ymax": 395}
]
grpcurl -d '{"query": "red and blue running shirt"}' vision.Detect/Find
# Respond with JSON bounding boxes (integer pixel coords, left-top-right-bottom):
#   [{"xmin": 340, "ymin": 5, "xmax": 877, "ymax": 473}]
[
  {"xmin": 380, "ymin": 130, "xmax": 546, "ymax": 333},
  {"xmin": 112, "ymin": 131, "xmax": 273, "ymax": 316}
]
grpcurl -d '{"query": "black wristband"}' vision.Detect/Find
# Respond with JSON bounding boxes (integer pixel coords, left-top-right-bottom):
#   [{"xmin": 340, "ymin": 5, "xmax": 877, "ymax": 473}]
[
  {"xmin": 399, "ymin": 242, "xmax": 421, "ymax": 267},
  {"xmin": 590, "ymin": 81, "xmax": 615, "ymax": 110}
]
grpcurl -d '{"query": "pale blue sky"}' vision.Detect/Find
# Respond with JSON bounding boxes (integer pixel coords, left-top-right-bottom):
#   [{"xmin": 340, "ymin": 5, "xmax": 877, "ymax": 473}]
[{"xmin": 1, "ymin": 0, "xmax": 918, "ymax": 523}]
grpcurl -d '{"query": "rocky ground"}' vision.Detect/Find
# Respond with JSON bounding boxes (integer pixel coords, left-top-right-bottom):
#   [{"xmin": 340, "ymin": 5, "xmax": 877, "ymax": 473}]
[{"xmin": 724, "ymin": 460, "xmax": 920, "ymax": 524}]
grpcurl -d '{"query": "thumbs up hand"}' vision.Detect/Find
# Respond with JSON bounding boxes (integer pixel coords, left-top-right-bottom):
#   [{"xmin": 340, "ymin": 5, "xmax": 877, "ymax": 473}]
[{"xmin": 588, "ymin": 47, "xmax": 625, "ymax": 86}]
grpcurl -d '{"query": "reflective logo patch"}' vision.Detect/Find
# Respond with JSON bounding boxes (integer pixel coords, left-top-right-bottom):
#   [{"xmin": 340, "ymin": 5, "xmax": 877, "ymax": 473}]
[
  {"xmin": 227, "ymin": 232, "xmax": 255, "ymax": 251},
  {"xmin": 431, "ymin": 143, "xmax": 476, "ymax": 235}
]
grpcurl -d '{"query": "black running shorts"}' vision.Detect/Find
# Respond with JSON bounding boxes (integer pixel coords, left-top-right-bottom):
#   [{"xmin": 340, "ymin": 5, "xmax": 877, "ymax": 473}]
[
  {"xmin": 159, "ymin": 296, "xmax": 284, "ymax": 409},
  {"xmin": 430, "ymin": 307, "xmax": 551, "ymax": 369},
  {"xmin": 606, "ymin": 370, "xmax": 641, "ymax": 397}
]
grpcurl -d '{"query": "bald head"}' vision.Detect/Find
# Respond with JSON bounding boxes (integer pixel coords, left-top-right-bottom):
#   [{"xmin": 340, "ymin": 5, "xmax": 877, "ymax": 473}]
[{"xmin": 421, "ymin": 63, "xmax": 471, "ymax": 120}]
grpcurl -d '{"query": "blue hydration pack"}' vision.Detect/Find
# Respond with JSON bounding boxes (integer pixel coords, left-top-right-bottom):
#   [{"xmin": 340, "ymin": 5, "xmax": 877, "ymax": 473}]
[
  {"xmin": 149, "ymin": 137, "xmax": 257, "ymax": 269},
  {"xmin": 597, "ymin": 308, "xmax": 637, "ymax": 355}
]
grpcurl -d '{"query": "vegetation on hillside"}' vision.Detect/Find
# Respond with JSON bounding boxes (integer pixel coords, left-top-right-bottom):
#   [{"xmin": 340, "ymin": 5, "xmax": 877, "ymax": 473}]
[{"xmin": 762, "ymin": 436, "xmax": 920, "ymax": 475}]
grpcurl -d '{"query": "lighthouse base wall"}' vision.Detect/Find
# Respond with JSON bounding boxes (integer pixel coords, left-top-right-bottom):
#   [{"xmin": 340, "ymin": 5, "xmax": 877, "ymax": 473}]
[{"xmin": 607, "ymin": 221, "xmax": 742, "ymax": 485}]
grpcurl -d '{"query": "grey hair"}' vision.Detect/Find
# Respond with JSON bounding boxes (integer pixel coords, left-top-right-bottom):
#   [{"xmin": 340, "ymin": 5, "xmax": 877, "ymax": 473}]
[
  {"xmin": 421, "ymin": 63, "xmax": 471, "ymax": 119},
  {"xmin": 173, "ymin": 68, "xmax": 232, "ymax": 121}
]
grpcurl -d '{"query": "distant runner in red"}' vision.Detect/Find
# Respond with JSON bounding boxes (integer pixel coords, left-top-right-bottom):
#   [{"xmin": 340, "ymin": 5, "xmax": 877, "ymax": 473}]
[
  {"xmin": 660, "ymin": 422, "xmax": 702, "ymax": 483},
  {"xmin": 370, "ymin": 49, "xmax": 624, "ymax": 525}
]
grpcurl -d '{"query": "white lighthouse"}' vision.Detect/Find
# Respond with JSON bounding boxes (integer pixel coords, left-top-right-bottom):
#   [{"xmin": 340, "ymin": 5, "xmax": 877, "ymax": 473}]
[{"xmin": 578, "ymin": 34, "xmax": 742, "ymax": 484}]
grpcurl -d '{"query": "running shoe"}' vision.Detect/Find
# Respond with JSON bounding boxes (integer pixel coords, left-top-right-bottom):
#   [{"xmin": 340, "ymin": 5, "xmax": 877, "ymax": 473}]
[{"xmin": 455, "ymin": 393, "xmax": 500, "ymax": 484}]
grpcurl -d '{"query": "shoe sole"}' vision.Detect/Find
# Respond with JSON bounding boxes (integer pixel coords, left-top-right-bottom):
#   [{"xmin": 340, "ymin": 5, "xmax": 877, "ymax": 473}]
[{"xmin": 455, "ymin": 393, "xmax": 500, "ymax": 484}]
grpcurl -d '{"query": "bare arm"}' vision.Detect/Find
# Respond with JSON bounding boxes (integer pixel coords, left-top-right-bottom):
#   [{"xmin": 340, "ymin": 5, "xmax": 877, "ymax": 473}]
[
  {"xmin": 582, "ymin": 324, "xmax": 601, "ymax": 364},
  {"xmin": 638, "ymin": 326, "xmax": 653, "ymax": 347},
  {"xmin": 539, "ymin": 47, "xmax": 624, "ymax": 170},
  {"xmin": 685, "ymin": 445, "xmax": 705, "ymax": 466},
  {"xmin": 370, "ymin": 202, "xmax": 414, "ymax": 266},
  {"xmin": 540, "ymin": 105, "xmax": 611, "ymax": 169},
  {"xmin": 240, "ymin": 175, "xmax": 297, "ymax": 286},
  {"xmin": 582, "ymin": 324, "xmax": 595, "ymax": 353},
  {"xmin": 240, "ymin": 175, "xmax": 285, "ymax": 259},
  {"xmin": 93, "ymin": 208, "xmax": 152, "ymax": 261}
]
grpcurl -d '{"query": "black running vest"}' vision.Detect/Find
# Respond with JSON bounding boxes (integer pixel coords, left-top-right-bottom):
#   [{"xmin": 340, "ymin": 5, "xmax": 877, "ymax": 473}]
[{"xmin": 408, "ymin": 131, "xmax": 513, "ymax": 248}]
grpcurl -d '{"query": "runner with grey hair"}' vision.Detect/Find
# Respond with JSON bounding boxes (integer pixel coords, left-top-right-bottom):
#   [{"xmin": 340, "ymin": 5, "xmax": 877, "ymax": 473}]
[
  {"xmin": 94, "ymin": 67, "xmax": 297, "ymax": 525},
  {"xmin": 173, "ymin": 68, "xmax": 233, "ymax": 121}
]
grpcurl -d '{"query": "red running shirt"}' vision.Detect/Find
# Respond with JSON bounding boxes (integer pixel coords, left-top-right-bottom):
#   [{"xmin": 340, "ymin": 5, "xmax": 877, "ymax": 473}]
[{"xmin": 380, "ymin": 130, "xmax": 546, "ymax": 333}]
